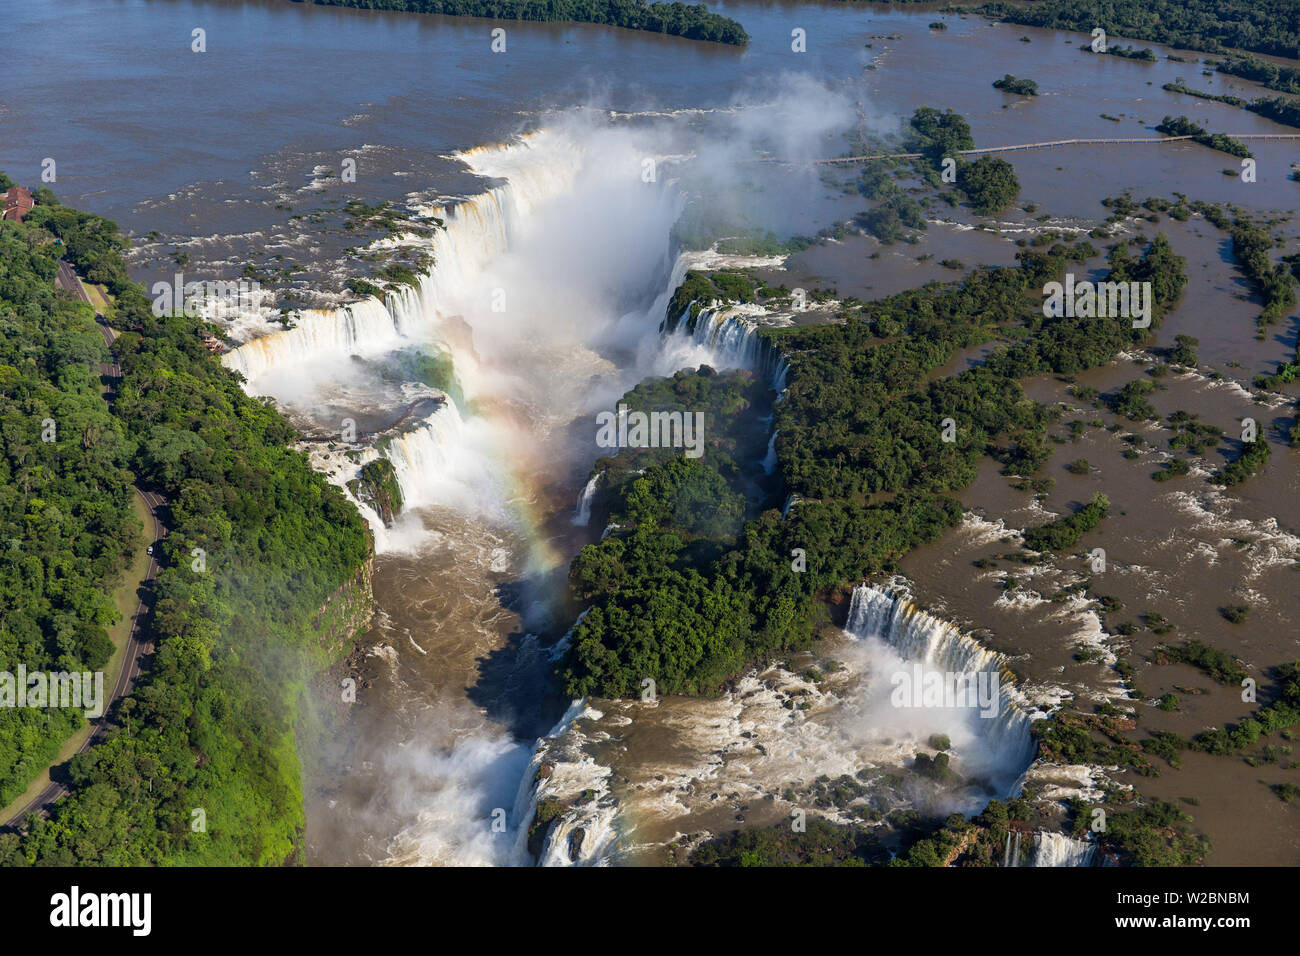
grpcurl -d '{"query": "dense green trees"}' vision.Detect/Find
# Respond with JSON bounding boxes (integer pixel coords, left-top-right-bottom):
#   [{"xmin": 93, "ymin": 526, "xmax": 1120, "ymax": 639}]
[
  {"xmin": 1188, "ymin": 661, "xmax": 1300, "ymax": 757},
  {"xmin": 902, "ymin": 108, "xmax": 1020, "ymax": 214},
  {"xmin": 981, "ymin": 235, "xmax": 1186, "ymax": 380},
  {"xmin": 349, "ymin": 459, "xmax": 403, "ymax": 526},
  {"xmin": 0, "ymin": 191, "xmax": 372, "ymax": 865},
  {"xmin": 770, "ymin": 245, "xmax": 1102, "ymax": 501},
  {"xmin": 1155, "ymin": 115, "xmax": 1252, "ymax": 158},
  {"xmin": 1211, "ymin": 437, "xmax": 1271, "ymax": 486},
  {"xmin": 906, "ymin": 107, "xmax": 975, "ymax": 168},
  {"xmin": 563, "ymin": 234, "xmax": 1187, "ymax": 702},
  {"xmin": 306, "ymin": 0, "xmax": 749, "ymax": 44},
  {"xmin": 1109, "ymin": 378, "xmax": 1156, "ymax": 420},
  {"xmin": 993, "ymin": 74, "xmax": 1038, "ymax": 95},
  {"xmin": 956, "ymin": 156, "xmax": 1020, "ymax": 214},
  {"xmin": 691, "ymin": 815, "xmax": 881, "ymax": 866},
  {"xmin": 1094, "ymin": 44, "xmax": 1157, "ymax": 61},
  {"xmin": 1161, "ymin": 82, "xmax": 1246, "ymax": 107},
  {"xmin": 1216, "ymin": 54, "xmax": 1300, "ymax": 94},
  {"xmin": 1229, "ymin": 218, "xmax": 1295, "ymax": 328},
  {"xmin": 1022, "ymin": 492, "xmax": 1110, "ymax": 553},
  {"xmin": 1246, "ymin": 95, "xmax": 1300, "ymax": 128},
  {"xmin": 855, "ymin": 195, "xmax": 927, "ymax": 243},
  {"xmin": 854, "ymin": 161, "xmax": 928, "ymax": 243},
  {"xmin": 562, "ymin": 369, "xmax": 769, "ymax": 697},
  {"xmin": 0, "ymin": 207, "xmax": 138, "ymax": 808},
  {"xmin": 979, "ymin": 1, "xmax": 1300, "ymax": 60}
]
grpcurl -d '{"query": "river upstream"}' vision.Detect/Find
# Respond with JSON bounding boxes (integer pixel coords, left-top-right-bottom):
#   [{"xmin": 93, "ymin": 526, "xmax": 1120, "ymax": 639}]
[{"xmin": 3, "ymin": 0, "xmax": 1297, "ymax": 865}]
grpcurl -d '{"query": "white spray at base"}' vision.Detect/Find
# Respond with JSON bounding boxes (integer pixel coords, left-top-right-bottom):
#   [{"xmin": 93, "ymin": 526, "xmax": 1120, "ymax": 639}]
[
  {"xmin": 518, "ymin": 582, "xmax": 1047, "ymax": 866},
  {"xmin": 231, "ymin": 86, "xmax": 943, "ymax": 864},
  {"xmin": 1030, "ymin": 830, "xmax": 1096, "ymax": 867},
  {"xmin": 842, "ymin": 583, "xmax": 1037, "ymax": 789},
  {"xmin": 572, "ymin": 472, "xmax": 602, "ymax": 527},
  {"xmin": 217, "ymin": 130, "xmax": 595, "ymax": 544},
  {"xmin": 380, "ymin": 696, "xmax": 620, "ymax": 866},
  {"xmin": 508, "ymin": 700, "xmax": 621, "ymax": 866},
  {"xmin": 656, "ymin": 301, "xmax": 792, "ymax": 387}
]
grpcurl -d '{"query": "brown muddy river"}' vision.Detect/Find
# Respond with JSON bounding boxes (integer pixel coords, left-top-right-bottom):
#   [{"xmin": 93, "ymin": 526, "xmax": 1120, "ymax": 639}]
[{"xmin": 5, "ymin": 0, "xmax": 1297, "ymax": 866}]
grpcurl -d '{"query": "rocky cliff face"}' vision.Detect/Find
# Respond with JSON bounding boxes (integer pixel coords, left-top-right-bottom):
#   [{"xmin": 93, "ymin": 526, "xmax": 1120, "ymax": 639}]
[
  {"xmin": 313, "ymin": 557, "xmax": 376, "ymax": 659},
  {"xmin": 348, "ymin": 458, "xmax": 404, "ymax": 527}
]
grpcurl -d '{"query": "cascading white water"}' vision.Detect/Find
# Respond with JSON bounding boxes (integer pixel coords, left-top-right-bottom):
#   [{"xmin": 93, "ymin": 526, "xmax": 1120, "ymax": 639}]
[
  {"xmin": 244, "ymin": 98, "xmax": 894, "ymax": 865},
  {"xmin": 762, "ymin": 429, "xmax": 779, "ymax": 475},
  {"xmin": 222, "ymin": 295, "xmax": 410, "ymax": 381},
  {"xmin": 689, "ymin": 306, "xmax": 765, "ymax": 369},
  {"xmin": 1004, "ymin": 830, "xmax": 1024, "ymax": 867},
  {"xmin": 656, "ymin": 298, "xmax": 794, "ymax": 397},
  {"xmin": 221, "ymin": 130, "xmax": 598, "ymax": 548},
  {"xmin": 1032, "ymin": 830, "xmax": 1096, "ymax": 867},
  {"xmin": 843, "ymin": 584, "xmax": 1037, "ymax": 791},
  {"xmin": 222, "ymin": 130, "xmax": 585, "ymax": 384},
  {"xmin": 659, "ymin": 302, "xmax": 763, "ymax": 373},
  {"xmin": 572, "ymin": 472, "xmax": 602, "ymax": 526},
  {"xmin": 771, "ymin": 354, "xmax": 790, "ymax": 398},
  {"xmin": 506, "ymin": 699, "xmax": 619, "ymax": 867},
  {"xmin": 378, "ymin": 406, "xmax": 469, "ymax": 508}
]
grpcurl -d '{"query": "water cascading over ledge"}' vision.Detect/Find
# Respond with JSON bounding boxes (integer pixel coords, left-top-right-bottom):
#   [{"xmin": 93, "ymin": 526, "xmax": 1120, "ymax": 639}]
[
  {"xmin": 1030, "ymin": 830, "xmax": 1096, "ymax": 867},
  {"xmin": 843, "ymin": 583, "xmax": 1038, "ymax": 793},
  {"xmin": 220, "ymin": 286, "xmax": 423, "ymax": 381},
  {"xmin": 572, "ymin": 472, "xmax": 602, "ymax": 526},
  {"xmin": 215, "ymin": 132, "xmax": 591, "ymax": 540},
  {"xmin": 220, "ymin": 130, "xmax": 585, "ymax": 384},
  {"xmin": 374, "ymin": 403, "xmax": 472, "ymax": 509},
  {"xmin": 660, "ymin": 300, "xmax": 791, "ymax": 389},
  {"xmin": 508, "ymin": 700, "xmax": 619, "ymax": 867}
]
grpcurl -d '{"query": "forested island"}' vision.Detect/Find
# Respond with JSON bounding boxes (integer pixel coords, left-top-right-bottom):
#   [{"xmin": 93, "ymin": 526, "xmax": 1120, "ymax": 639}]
[
  {"xmin": 976, "ymin": 0, "xmax": 1300, "ymax": 60},
  {"xmin": 563, "ymin": 230, "xmax": 1187, "ymax": 699},
  {"xmin": 298, "ymin": 0, "xmax": 749, "ymax": 44},
  {"xmin": 558, "ymin": 227, "xmax": 1194, "ymax": 863},
  {"xmin": 1155, "ymin": 115, "xmax": 1252, "ymax": 158},
  {"xmin": 992, "ymin": 74, "xmax": 1038, "ymax": 96},
  {"xmin": 0, "ymin": 182, "xmax": 374, "ymax": 865}
]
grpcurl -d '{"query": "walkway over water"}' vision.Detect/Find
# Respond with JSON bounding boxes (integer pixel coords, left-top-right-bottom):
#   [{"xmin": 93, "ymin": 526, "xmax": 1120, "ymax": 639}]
[{"xmin": 752, "ymin": 133, "xmax": 1300, "ymax": 165}]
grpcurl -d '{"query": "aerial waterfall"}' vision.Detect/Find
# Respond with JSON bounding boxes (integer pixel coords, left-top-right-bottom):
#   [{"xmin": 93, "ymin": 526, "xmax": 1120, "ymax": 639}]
[
  {"xmin": 1031, "ymin": 831, "xmax": 1096, "ymax": 867},
  {"xmin": 762, "ymin": 429, "xmax": 779, "ymax": 475},
  {"xmin": 572, "ymin": 472, "xmax": 602, "ymax": 526},
  {"xmin": 657, "ymin": 299, "xmax": 793, "ymax": 394},
  {"xmin": 376, "ymin": 403, "xmax": 471, "ymax": 510},
  {"xmin": 222, "ymin": 130, "xmax": 585, "ymax": 383},
  {"xmin": 507, "ymin": 700, "xmax": 619, "ymax": 867},
  {"xmin": 660, "ymin": 302, "xmax": 764, "ymax": 372},
  {"xmin": 843, "ymin": 584, "xmax": 1037, "ymax": 793},
  {"xmin": 221, "ymin": 294, "xmax": 412, "ymax": 382}
]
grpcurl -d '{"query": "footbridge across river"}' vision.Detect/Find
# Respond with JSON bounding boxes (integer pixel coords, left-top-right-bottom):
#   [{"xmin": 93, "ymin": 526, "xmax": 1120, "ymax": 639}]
[{"xmin": 751, "ymin": 133, "xmax": 1300, "ymax": 166}]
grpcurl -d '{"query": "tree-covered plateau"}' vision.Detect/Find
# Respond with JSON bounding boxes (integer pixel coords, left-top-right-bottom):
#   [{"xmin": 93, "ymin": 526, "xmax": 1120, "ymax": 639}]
[
  {"xmin": 562, "ymin": 234, "xmax": 1187, "ymax": 700},
  {"xmin": 0, "ymin": 185, "xmax": 373, "ymax": 866}
]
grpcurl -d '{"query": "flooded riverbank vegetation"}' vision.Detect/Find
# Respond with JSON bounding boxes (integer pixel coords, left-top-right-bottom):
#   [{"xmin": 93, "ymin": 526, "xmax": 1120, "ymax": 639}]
[
  {"xmin": 558, "ymin": 225, "xmax": 1206, "ymax": 863},
  {"xmin": 7, "ymin": 0, "xmax": 1300, "ymax": 876},
  {"xmin": 303, "ymin": 0, "xmax": 749, "ymax": 44}
]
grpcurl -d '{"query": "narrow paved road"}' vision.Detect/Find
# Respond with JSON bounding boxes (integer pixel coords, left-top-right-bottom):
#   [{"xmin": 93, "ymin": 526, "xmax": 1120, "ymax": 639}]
[{"xmin": 0, "ymin": 264, "xmax": 165, "ymax": 830}]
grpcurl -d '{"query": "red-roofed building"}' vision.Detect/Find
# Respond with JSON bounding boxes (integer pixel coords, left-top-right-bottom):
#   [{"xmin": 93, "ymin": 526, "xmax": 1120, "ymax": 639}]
[{"xmin": 1, "ymin": 186, "xmax": 34, "ymax": 223}]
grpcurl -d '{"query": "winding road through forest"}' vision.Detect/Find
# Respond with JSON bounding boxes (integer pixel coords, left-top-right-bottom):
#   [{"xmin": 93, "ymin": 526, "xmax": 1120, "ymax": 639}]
[{"xmin": 0, "ymin": 264, "xmax": 167, "ymax": 830}]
